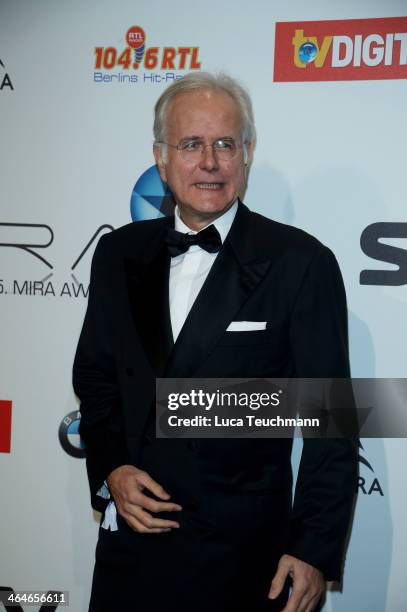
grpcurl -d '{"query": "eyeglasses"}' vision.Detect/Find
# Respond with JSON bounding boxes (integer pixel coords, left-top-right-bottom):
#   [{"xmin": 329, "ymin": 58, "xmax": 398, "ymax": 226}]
[{"xmin": 157, "ymin": 138, "xmax": 244, "ymax": 162}]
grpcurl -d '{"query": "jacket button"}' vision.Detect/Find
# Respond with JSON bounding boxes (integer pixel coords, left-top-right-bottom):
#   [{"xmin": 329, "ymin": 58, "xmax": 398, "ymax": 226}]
[{"xmin": 125, "ymin": 367, "xmax": 134, "ymax": 376}]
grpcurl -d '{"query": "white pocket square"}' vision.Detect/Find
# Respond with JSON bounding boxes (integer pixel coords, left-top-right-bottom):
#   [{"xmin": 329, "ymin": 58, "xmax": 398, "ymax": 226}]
[{"xmin": 226, "ymin": 321, "xmax": 267, "ymax": 332}]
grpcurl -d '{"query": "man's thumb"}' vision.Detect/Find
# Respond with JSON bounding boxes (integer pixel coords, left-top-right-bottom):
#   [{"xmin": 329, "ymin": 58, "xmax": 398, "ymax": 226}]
[{"xmin": 268, "ymin": 558, "xmax": 289, "ymax": 599}]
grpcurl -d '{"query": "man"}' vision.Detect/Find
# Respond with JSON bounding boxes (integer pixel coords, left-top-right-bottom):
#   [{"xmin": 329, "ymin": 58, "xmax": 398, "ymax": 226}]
[{"xmin": 73, "ymin": 72, "xmax": 357, "ymax": 612}]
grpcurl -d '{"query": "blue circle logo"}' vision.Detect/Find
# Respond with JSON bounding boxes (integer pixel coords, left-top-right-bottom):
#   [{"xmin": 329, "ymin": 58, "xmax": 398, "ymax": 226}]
[
  {"xmin": 58, "ymin": 410, "xmax": 85, "ymax": 458},
  {"xmin": 130, "ymin": 165, "xmax": 174, "ymax": 221},
  {"xmin": 298, "ymin": 42, "xmax": 318, "ymax": 64}
]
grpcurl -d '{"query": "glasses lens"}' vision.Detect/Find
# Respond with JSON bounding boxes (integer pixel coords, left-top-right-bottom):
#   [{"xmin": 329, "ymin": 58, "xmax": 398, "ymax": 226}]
[
  {"xmin": 214, "ymin": 139, "xmax": 237, "ymax": 160},
  {"xmin": 179, "ymin": 140, "xmax": 238, "ymax": 161},
  {"xmin": 180, "ymin": 143, "xmax": 200, "ymax": 161}
]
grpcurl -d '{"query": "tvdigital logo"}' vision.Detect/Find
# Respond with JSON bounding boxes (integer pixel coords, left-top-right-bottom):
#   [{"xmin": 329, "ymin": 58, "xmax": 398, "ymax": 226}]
[{"xmin": 274, "ymin": 17, "xmax": 407, "ymax": 82}]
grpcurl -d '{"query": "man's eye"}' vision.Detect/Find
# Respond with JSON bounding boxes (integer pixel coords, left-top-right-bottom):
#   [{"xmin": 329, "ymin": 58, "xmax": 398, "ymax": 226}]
[
  {"xmin": 182, "ymin": 141, "xmax": 201, "ymax": 151},
  {"xmin": 215, "ymin": 140, "xmax": 234, "ymax": 150}
]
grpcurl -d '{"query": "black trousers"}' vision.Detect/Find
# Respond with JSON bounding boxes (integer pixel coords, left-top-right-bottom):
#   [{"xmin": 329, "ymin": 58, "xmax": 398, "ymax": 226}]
[
  {"xmin": 89, "ymin": 563, "xmax": 290, "ymax": 612},
  {"xmin": 88, "ymin": 509, "xmax": 290, "ymax": 612}
]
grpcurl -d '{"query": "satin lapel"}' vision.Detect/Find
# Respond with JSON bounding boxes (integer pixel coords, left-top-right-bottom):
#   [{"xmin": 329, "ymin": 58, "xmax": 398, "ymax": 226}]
[
  {"xmin": 165, "ymin": 204, "xmax": 272, "ymax": 378},
  {"xmin": 124, "ymin": 222, "xmax": 174, "ymax": 377}
]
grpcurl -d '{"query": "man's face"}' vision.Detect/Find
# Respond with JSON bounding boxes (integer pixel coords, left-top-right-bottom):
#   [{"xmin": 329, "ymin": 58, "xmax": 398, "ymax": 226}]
[{"xmin": 154, "ymin": 89, "xmax": 251, "ymax": 227}]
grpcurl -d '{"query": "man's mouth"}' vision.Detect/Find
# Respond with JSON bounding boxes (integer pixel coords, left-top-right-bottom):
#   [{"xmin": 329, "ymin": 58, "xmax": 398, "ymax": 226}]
[{"xmin": 194, "ymin": 183, "xmax": 224, "ymax": 190}]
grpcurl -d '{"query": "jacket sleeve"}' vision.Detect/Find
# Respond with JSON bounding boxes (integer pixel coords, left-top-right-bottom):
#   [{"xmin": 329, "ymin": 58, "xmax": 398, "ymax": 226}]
[
  {"xmin": 286, "ymin": 245, "xmax": 358, "ymax": 581},
  {"xmin": 73, "ymin": 234, "xmax": 131, "ymax": 512}
]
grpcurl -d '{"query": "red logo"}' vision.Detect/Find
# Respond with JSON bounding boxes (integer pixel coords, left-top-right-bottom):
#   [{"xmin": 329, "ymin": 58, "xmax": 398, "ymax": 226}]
[
  {"xmin": 274, "ymin": 17, "xmax": 407, "ymax": 82},
  {"xmin": 126, "ymin": 26, "xmax": 146, "ymax": 49},
  {"xmin": 0, "ymin": 400, "xmax": 12, "ymax": 453},
  {"xmin": 94, "ymin": 25, "xmax": 201, "ymax": 73}
]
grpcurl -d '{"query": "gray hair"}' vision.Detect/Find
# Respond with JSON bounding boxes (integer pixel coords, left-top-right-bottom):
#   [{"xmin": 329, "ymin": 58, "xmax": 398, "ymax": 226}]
[{"xmin": 153, "ymin": 71, "xmax": 256, "ymax": 147}]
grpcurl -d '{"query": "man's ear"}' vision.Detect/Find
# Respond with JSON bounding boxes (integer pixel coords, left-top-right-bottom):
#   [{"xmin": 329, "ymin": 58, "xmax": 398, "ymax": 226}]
[
  {"xmin": 243, "ymin": 141, "xmax": 254, "ymax": 166},
  {"xmin": 153, "ymin": 144, "xmax": 167, "ymax": 182}
]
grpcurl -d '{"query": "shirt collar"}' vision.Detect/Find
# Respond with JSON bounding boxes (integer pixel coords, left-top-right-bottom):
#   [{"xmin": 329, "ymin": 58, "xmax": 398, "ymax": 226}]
[{"xmin": 174, "ymin": 200, "xmax": 238, "ymax": 244}]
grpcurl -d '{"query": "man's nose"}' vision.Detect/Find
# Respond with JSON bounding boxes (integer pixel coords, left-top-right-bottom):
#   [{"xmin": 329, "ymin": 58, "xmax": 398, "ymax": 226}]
[{"xmin": 198, "ymin": 145, "xmax": 219, "ymax": 171}]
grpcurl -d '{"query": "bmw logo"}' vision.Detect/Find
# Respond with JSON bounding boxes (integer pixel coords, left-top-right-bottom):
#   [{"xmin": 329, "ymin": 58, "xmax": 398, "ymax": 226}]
[{"xmin": 58, "ymin": 410, "xmax": 86, "ymax": 458}]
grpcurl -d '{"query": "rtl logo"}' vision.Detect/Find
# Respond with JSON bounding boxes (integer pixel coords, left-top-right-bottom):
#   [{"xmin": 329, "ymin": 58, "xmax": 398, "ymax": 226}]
[
  {"xmin": 94, "ymin": 25, "xmax": 201, "ymax": 72},
  {"xmin": 0, "ymin": 400, "xmax": 12, "ymax": 453},
  {"xmin": 274, "ymin": 17, "xmax": 407, "ymax": 81}
]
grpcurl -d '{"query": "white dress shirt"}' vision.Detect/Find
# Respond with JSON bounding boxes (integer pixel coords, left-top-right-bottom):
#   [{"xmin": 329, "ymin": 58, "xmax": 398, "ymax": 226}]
[{"xmin": 169, "ymin": 201, "xmax": 238, "ymax": 341}]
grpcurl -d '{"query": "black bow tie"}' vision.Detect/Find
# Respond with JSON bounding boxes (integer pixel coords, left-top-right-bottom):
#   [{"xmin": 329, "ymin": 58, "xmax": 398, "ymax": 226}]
[{"xmin": 165, "ymin": 224, "xmax": 222, "ymax": 257}]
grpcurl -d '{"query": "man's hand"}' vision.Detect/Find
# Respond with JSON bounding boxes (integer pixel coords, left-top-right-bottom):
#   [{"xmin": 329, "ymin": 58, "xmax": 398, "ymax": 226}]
[
  {"xmin": 106, "ymin": 464, "xmax": 182, "ymax": 534},
  {"xmin": 268, "ymin": 554, "xmax": 325, "ymax": 612}
]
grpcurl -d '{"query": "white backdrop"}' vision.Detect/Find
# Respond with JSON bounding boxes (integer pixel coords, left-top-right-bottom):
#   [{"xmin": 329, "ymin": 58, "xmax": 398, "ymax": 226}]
[{"xmin": 1, "ymin": 1, "xmax": 406, "ymax": 610}]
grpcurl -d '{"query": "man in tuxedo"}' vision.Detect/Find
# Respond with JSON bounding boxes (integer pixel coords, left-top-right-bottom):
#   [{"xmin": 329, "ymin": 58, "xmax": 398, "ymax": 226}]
[{"xmin": 73, "ymin": 72, "xmax": 357, "ymax": 612}]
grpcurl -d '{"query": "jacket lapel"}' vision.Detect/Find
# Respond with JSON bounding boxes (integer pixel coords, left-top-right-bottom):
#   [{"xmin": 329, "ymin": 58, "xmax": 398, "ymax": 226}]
[
  {"xmin": 165, "ymin": 202, "xmax": 273, "ymax": 378},
  {"xmin": 124, "ymin": 218, "xmax": 174, "ymax": 377}
]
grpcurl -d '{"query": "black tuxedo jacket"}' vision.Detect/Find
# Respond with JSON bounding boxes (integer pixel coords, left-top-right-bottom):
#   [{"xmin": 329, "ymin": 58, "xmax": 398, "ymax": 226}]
[{"xmin": 73, "ymin": 201, "xmax": 357, "ymax": 609}]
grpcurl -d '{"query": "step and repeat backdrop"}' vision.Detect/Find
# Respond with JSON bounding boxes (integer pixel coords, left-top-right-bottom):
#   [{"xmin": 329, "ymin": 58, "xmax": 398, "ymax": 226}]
[{"xmin": 1, "ymin": 1, "xmax": 406, "ymax": 610}]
